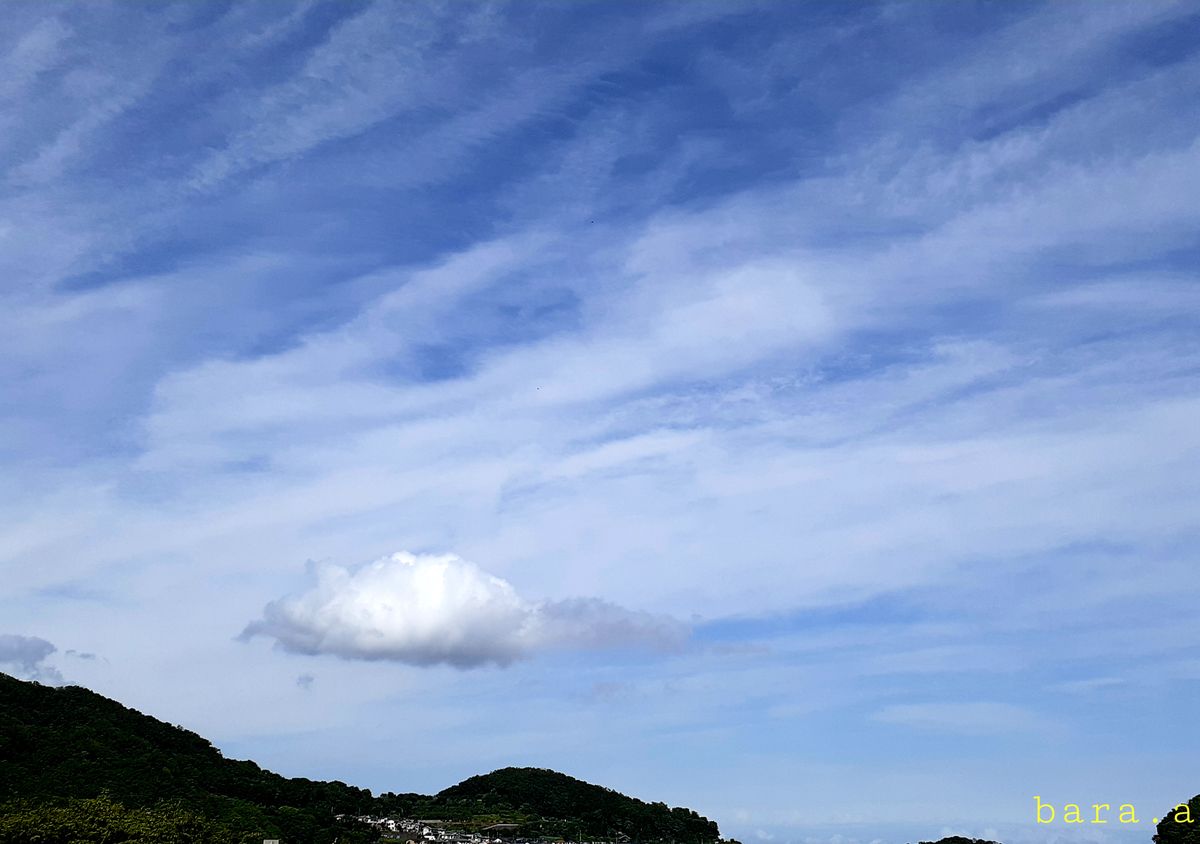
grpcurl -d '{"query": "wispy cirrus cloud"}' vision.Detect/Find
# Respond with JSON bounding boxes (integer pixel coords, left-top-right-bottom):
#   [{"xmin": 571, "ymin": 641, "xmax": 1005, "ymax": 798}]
[{"xmin": 871, "ymin": 702, "xmax": 1053, "ymax": 736}]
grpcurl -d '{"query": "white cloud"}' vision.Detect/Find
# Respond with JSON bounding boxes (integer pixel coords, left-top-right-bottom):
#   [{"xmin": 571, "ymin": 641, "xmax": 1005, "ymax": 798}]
[
  {"xmin": 0, "ymin": 633, "xmax": 62, "ymax": 683},
  {"xmin": 241, "ymin": 551, "xmax": 686, "ymax": 668},
  {"xmin": 0, "ymin": 17, "xmax": 70, "ymax": 102}
]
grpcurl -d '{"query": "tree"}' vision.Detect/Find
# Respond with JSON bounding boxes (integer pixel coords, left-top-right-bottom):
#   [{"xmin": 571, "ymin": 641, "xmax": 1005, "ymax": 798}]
[
  {"xmin": 1156, "ymin": 795, "xmax": 1200, "ymax": 844},
  {"xmin": 0, "ymin": 795, "xmax": 248, "ymax": 844}
]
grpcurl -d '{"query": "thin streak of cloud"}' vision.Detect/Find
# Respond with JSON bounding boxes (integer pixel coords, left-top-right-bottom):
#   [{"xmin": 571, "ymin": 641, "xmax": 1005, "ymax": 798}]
[{"xmin": 871, "ymin": 702, "xmax": 1053, "ymax": 735}]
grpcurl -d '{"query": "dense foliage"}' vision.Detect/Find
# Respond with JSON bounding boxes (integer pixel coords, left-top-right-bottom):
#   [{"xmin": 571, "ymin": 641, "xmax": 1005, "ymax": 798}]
[
  {"xmin": 0, "ymin": 795, "xmax": 243, "ymax": 844},
  {"xmin": 1156, "ymin": 795, "xmax": 1200, "ymax": 844},
  {"xmin": 0, "ymin": 673, "xmax": 726, "ymax": 844},
  {"xmin": 0, "ymin": 672, "xmax": 380, "ymax": 842},
  {"xmin": 420, "ymin": 767, "xmax": 722, "ymax": 842}
]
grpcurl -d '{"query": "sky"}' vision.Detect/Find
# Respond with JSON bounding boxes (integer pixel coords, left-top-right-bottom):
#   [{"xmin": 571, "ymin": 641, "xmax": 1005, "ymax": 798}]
[{"xmin": 1, "ymin": 1, "xmax": 1199, "ymax": 842}]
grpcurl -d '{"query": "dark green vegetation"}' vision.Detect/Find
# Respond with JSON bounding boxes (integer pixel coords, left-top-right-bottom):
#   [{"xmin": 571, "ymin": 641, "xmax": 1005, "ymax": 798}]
[
  {"xmin": 0, "ymin": 672, "xmax": 378, "ymax": 843},
  {"xmin": 917, "ymin": 838, "xmax": 1001, "ymax": 844},
  {"xmin": 1156, "ymin": 796, "xmax": 1200, "ymax": 844},
  {"xmin": 383, "ymin": 767, "xmax": 721, "ymax": 842},
  {"xmin": 0, "ymin": 672, "xmax": 726, "ymax": 844},
  {"xmin": 0, "ymin": 794, "xmax": 256, "ymax": 844}
]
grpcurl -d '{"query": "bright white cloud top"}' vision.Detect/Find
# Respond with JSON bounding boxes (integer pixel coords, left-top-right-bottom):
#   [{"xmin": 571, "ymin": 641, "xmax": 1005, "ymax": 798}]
[{"xmin": 241, "ymin": 551, "xmax": 685, "ymax": 667}]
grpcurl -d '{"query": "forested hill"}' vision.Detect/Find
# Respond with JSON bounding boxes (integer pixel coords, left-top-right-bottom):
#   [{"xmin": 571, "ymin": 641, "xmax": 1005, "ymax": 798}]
[
  {"xmin": 429, "ymin": 767, "xmax": 719, "ymax": 841},
  {"xmin": 0, "ymin": 671, "xmax": 378, "ymax": 842},
  {"xmin": 0, "ymin": 672, "xmax": 725, "ymax": 844}
]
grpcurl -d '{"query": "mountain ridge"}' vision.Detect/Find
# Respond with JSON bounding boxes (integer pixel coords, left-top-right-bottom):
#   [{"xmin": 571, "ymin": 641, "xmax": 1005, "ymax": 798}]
[{"xmin": 0, "ymin": 672, "xmax": 724, "ymax": 844}]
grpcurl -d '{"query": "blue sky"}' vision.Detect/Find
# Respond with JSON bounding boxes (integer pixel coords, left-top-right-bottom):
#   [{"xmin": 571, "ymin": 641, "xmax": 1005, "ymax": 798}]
[{"xmin": 2, "ymin": 2, "xmax": 1199, "ymax": 842}]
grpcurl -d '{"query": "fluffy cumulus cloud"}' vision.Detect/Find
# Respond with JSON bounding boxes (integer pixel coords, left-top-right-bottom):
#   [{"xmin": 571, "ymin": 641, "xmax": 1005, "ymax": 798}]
[
  {"xmin": 0, "ymin": 633, "xmax": 63, "ymax": 684},
  {"xmin": 240, "ymin": 552, "xmax": 686, "ymax": 668}
]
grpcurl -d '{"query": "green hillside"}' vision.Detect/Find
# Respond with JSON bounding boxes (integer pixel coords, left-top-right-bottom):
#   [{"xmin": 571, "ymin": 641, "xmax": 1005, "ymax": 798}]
[
  {"xmin": 0, "ymin": 672, "xmax": 726, "ymax": 844},
  {"xmin": 427, "ymin": 767, "xmax": 719, "ymax": 842},
  {"xmin": 0, "ymin": 672, "xmax": 378, "ymax": 842}
]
